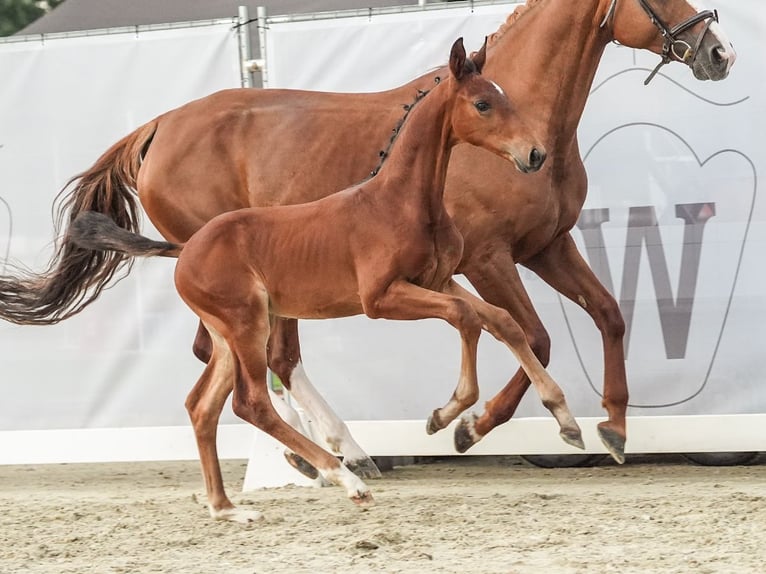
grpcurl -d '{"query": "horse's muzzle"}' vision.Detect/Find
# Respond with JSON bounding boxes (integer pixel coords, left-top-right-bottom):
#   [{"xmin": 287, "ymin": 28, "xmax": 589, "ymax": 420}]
[{"xmin": 694, "ymin": 41, "xmax": 736, "ymax": 81}]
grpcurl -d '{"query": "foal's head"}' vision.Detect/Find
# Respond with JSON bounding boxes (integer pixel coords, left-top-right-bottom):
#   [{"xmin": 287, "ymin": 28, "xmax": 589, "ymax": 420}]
[{"xmin": 445, "ymin": 38, "xmax": 546, "ymax": 174}]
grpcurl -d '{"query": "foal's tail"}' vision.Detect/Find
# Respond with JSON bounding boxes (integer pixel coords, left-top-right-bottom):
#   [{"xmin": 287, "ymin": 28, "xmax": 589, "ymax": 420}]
[
  {"xmin": 68, "ymin": 212, "xmax": 182, "ymax": 258},
  {"xmin": 0, "ymin": 122, "xmax": 158, "ymax": 325}
]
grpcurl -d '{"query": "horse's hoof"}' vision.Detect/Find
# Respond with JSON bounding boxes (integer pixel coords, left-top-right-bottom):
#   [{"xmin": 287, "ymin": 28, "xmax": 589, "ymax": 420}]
[
  {"xmin": 345, "ymin": 456, "xmax": 383, "ymax": 479},
  {"xmin": 350, "ymin": 490, "xmax": 376, "ymax": 508},
  {"xmin": 283, "ymin": 451, "xmax": 320, "ymax": 479},
  {"xmin": 597, "ymin": 424, "xmax": 626, "ymax": 464},
  {"xmin": 426, "ymin": 409, "xmax": 444, "ymax": 435},
  {"xmin": 454, "ymin": 413, "xmax": 482, "ymax": 453},
  {"xmin": 210, "ymin": 506, "xmax": 263, "ymax": 524},
  {"xmin": 559, "ymin": 426, "xmax": 585, "ymax": 451}
]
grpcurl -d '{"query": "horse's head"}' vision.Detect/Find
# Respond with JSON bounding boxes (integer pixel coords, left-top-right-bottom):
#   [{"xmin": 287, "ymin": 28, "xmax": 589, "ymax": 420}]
[
  {"xmin": 605, "ymin": 0, "xmax": 736, "ymax": 83},
  {"xmin": 446, "ymin": 38, "xmax": 546, "ymax": 174}
]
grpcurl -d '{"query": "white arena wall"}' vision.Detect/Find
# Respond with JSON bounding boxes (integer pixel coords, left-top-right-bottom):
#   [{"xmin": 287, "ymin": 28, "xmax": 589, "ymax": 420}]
[{"xmin": 0, "ymin": 1, "xmax": 763, "ymax": 467}]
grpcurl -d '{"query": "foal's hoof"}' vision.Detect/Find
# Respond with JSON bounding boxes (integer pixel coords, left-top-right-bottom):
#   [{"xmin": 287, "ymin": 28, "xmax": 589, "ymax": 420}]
[
  {"xmin": 350, "ymin": 490, "xmax": 376, "ymax": 508},
  {"xmin": 559, "ymin": 426, "xmax": 585, "ymax": 451},
  {"xmin": 454, "ymin": 413, "xmax": 482, "ymax": 453},
  {"xmin": 597, "ymin": 423, "xmax": 626, "ymax": 464},
  {"xmin": 210, "ymin": 506, "xmax": 264, "ymax": 524},
  {"xmin": 284, "ymin": 451, "xmax": 320, "ymax": 479},
  {"xmin": 426, "ymin": 409, "xmax": 445, "ymax": 435},
  {"xmin": 345, "ymin": 456, "xmax": 383, "ymax": 479}
]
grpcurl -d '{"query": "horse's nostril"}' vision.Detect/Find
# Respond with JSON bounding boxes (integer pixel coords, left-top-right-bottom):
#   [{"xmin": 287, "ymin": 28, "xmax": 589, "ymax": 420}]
[
  {"xmin": 711, "ymin": 45, "xmax": 725, "ymax": 65},
  {"xmin": 529, "ymin": 147, "xmax": 546, "ymax": 169}
]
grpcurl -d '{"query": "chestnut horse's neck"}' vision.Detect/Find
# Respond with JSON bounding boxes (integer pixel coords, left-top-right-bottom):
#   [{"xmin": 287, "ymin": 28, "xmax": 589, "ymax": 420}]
[
  {"xmin": 367, "ymin": 82, "xmax": 455, "ymax": 221},
  {"xmin": 484, "ymin": 0, "xmax": 610, "ymax": 151}
]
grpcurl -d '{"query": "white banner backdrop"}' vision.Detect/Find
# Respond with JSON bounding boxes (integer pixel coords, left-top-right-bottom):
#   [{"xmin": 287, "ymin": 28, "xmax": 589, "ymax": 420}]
[
  {"xmin": 1, "ymin": 2, "xmax": 763, "ymax": 464},
  {"xmin": 0, "ymin": 22, "xmax": 243, "ymax": 436},
  {"xmin": 264, "ymin": 1, "xmax": 765, "ymax": 425}
]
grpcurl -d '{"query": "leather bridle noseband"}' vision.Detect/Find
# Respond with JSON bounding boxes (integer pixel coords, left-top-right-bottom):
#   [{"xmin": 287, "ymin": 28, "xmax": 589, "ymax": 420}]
[{"xmin": 600, "ymin": 0, "xmax": 719, "ymax": 85}]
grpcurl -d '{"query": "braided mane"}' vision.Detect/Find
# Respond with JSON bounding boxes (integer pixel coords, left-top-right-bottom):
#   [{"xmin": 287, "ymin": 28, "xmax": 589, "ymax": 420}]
[{"xmin": 487, "ymin": 0, "xmax": 545, "ymax": 47}]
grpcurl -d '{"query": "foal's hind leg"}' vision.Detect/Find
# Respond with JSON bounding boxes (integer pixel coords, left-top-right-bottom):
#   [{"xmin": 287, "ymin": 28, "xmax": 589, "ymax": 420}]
[
  {"xmin": 269, "ymin": 318, "xmax": 381, "ymax": 479},
  {"xmin": 443, "ymin": 281, "xmax": 583, "ymax": 452},
  {"xmin": 184, "ymin": 325, "xmax": 263, "ymax": 523},
  {"xmin": 222, "ymin": 294, "xmax": 372, "ymax": 507}
]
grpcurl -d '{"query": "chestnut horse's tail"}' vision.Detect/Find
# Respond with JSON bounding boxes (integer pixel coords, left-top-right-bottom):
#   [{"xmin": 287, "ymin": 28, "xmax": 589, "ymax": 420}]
[{"xmin": 0, "ymin": 121, "xmax": 159, "ymax": 325}]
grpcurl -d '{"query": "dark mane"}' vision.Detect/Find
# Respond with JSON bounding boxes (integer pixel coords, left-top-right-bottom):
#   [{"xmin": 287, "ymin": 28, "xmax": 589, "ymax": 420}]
[
  {"xmin": 368, "ymin": 75, "xmax": 441, "ymax": 178},
  {"xmin": 486, "ymin": 0, "xmax": 545, "ymax": 47}
]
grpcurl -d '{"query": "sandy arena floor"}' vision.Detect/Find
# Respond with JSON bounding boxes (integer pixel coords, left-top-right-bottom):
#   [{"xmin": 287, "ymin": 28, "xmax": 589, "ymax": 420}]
[{"xmin": 1, "ymin": 455, "xmax": 764, "ymax": 573}]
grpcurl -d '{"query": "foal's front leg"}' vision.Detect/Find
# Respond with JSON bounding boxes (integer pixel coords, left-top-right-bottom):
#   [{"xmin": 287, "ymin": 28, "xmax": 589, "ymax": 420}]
[
  {"xmin": 443, "ymin": 281, "xmax": 583, "ymax": 452},
  {"xmin": 362, "ymin": 279, "xmax": 483, "ymax": 433}
]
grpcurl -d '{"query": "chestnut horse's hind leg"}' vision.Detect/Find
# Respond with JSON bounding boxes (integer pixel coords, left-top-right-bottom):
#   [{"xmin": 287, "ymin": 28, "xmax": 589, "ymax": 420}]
[
  {"xmin": 268, "ymin": 318, "xmax": 382, "ymax": 479},
  {"xmin": 443, "ymin": 281, "xmax": 583, "ymax": 452},
  {"xmin": 361, "ymin": 279, "xmax": 483, "ymax": 434},
  {"xmin": 524, "ymin": 234, "xmax": 628, "ymax": 463},
  {"xmin": 184, "ymin": 325, "xmax": 263, "ymax": 523}
]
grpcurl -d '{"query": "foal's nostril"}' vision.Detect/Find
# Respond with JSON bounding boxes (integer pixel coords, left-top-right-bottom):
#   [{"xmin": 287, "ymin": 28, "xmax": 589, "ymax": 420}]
[{"xmin": 528, "ymin": 147, "xmax": 546, "ymax": 170}]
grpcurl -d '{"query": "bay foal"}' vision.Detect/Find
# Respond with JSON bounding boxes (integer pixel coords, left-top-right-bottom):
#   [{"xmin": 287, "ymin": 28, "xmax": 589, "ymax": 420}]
[{"xmin": 69, "ymin": 39, "xmax": 579, "ymax": 522}]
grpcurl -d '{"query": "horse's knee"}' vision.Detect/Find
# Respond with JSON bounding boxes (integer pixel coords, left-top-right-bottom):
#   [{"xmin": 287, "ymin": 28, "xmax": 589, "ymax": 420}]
[
  {"xmin": 595, "ymin": 297, "xmax": 625, "ymax": 340},
  {"xmin": 526, "ymin": 324, "xmax": 551, "ymax": 366},
  {"xmin": 494, "ymin": 311, "xmax": 550, "ymax": 365}
]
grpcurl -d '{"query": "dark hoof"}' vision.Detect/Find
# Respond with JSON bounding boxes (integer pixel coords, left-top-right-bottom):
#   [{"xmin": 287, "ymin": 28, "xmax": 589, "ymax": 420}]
[
  {"xmin": 454, "ymin": 413, "xmax": 481, "ymax": 453},
  {"xmin": 345, "ymin": 457, "xmax": 383, "ymax": 479},
  {"xmin": 426, "ymin": 409, "xmax": 444, "ymax": 435},
  {"xmin": 283, "ymin": 451, "xmax": 319, "ymax": 479},
  {"xmin": 559, "ymin": 427, "xmax": 585, "ymax": 451},
  {"xmin": 597, "ymin": 425, "xmax": 626, "ymax": 464}
]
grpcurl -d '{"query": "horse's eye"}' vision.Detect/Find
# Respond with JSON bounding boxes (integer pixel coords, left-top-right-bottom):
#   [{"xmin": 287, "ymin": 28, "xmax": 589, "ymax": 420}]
[{"xmin": 474, "ymin": 101, "xmax": 490, "ymax": 113}]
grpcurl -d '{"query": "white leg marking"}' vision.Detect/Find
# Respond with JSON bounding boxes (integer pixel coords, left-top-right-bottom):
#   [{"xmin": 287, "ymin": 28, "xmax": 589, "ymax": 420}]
[
  {"xmin": 320, "ymin": 465, "xmax": 374, "ymax": 507},
  {"xmin": 268, "ymin": 387, "xmax": 309, "ymax": 435},
  {"xmin": 288, "ymin": 361, "xmax": 369, "ymax": 461}
]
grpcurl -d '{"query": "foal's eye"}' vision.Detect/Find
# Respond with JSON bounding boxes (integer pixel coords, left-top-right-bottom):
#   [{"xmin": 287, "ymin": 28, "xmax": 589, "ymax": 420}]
[{"xmin": 474, "ymin": 100, "xmax": 491, "ymax": 113}]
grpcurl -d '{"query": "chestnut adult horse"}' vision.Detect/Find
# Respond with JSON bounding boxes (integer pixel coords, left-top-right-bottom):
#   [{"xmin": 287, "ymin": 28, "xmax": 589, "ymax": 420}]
[
  {"xmin": 67, "ymin": 38, "xmax": 572, "ymax": 521},
  {"xmin": 0, "ymin": 0, "xmax": 735, "ymax": 471}
]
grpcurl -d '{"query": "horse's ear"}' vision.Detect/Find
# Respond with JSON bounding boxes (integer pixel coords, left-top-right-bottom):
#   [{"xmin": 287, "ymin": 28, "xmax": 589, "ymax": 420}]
[
  {"xmin": 449, "ymin": 37, "xmax": 467, "ymax": 81},
  {"xmin": 472, "ymin": 37, "xmax": 488, "ymax": 73}
]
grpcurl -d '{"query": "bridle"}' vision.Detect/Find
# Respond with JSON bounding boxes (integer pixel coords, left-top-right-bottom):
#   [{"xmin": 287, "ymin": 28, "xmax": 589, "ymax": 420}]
[{"xmin": 600, "ymin": 0, "xmax": 719, "ymax": 85}]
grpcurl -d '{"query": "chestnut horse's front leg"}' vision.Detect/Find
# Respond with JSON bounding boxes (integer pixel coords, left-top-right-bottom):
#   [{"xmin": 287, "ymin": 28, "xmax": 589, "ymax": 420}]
[
  {"xmin": 524, "ymin": 233, "xmax": 628, "ymax": 463},
  {"xmin": 361, "ymin": 279, "xmax": 483, "ymax": 433}
]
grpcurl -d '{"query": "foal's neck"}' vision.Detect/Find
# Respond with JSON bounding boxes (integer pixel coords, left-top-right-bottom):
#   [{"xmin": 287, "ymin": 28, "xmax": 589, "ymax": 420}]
[
  {"xmin": 485, "ymin": 0, "xmax": 610, "ymax": 150},
  {"xmin": 370, "ymin": 83, "xmax": 455, "ymax": 221}
]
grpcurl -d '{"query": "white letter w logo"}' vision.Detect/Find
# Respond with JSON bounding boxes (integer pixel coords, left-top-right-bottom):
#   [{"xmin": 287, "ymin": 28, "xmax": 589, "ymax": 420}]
[{"xmin": 577, "ymin": 203, "xmax": 716, "ymax": 359}]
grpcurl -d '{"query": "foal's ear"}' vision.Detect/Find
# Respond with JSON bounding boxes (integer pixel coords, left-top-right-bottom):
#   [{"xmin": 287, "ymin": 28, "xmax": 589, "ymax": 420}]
[
  {"xmin": 472, "ymin": 37, "xmax": 488, "ymax": 73},
  {"xmin": 449, "ymin": 37, "xmax": 467, "ymax": 81}
]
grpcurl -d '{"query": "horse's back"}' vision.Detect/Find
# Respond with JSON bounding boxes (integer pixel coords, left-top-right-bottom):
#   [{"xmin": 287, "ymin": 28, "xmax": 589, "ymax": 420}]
[{"xmin": 138, "ymin": 77, "xmax": 439, "ymax": 242}]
